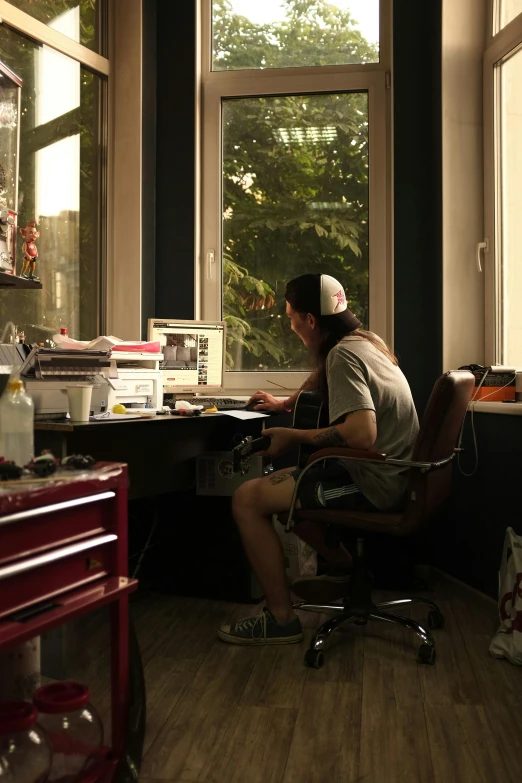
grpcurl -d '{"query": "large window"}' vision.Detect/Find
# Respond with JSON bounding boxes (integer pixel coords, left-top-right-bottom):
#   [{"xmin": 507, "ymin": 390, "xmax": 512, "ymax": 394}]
[
  {"xmin": 484, "ymin": 3, "xmax": 522, "ymax": 364},
  {"xmin": 200, "ymin": 0, "xmax": 390, "ymax": 391},
  {"xmin": 6, "ymin": 0, "xmax": 106, "ymax": 54},
  {"xmin": 495, "ymin": 0, "xmax": 522, "ymax": 31},
  {"xmin": 0, "ymin": 2, "xmax": 107, "ymax": 344}
]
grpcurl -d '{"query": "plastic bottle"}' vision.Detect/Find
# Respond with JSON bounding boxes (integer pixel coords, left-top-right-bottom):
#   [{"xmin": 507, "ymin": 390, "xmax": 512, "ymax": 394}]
[
  {"xmin": 52, "ymin": 327, "xmax": 69, "ymax": 348},
  {"xmin": 0, "ymin": 375, "xmax": 34, "ymax": 466}
]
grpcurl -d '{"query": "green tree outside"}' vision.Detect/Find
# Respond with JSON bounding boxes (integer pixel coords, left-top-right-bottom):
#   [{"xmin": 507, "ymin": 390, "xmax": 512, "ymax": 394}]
[{"xmin": 213, "ymin": 0, "xmax": 377, "ymax": 371}]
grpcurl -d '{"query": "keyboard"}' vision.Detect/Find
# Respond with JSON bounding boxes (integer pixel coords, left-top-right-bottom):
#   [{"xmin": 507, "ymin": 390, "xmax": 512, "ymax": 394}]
[{"xmin": 173, "ymin": 397, "xmax": 248, "ymax": 411}]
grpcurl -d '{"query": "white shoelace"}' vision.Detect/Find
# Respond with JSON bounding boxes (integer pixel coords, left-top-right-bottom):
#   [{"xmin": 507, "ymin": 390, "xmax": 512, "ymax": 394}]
[{"xmin": 234, "ymin": 611, "xmax": 267, "ymax": 639}]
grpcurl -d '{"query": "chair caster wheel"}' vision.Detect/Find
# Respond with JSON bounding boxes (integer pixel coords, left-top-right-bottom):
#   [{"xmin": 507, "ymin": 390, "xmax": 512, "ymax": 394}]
[
  {"xmin": 417, "ymin": 644, "xmax": 436, "ymax": 665},
  {"xmin": 428, "ymin": 609, "xmax": 445, "ymax": 629},
  {"xmin": 304, "ymin": 649, "xmax": 325, "ymax": 669}
]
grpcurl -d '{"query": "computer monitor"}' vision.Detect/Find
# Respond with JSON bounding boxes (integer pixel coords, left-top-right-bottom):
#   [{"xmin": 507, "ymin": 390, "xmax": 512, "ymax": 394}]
[{"xmin": 147, "ymin": 319, "xmax": 226, "ymax": 395}]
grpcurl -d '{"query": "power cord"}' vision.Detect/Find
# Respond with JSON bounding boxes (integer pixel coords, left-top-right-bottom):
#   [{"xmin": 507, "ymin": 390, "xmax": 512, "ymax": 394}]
[{"xmin": 457, "ymin": 368, "xmax": 516, "ymax": 477}]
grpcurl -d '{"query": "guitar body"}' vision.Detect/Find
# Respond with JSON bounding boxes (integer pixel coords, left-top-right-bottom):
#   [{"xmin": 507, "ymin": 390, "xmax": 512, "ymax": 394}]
[
  {"xmin": 232, "ymin": 389, "xmax": 328, "ymax": 474},
  {"xmin": 292, "ymin": 390, "xmax": 329, "ymax": 468}
]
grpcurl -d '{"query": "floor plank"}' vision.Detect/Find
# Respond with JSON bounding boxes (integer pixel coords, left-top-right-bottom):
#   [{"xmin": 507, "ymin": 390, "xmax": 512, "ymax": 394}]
[
  {"xmin": 205, "ymin": 706, "xmax": 297, "ymax": 783},
  {"xmin": 358, "ymin": 656, "xmax": 434, "ymax": 783},
  {"xmin": 411, "ymin": 599, "xmax": 483, "ymax": 706},
  {"xmin": 424, "ymin": 704, "xmax": 512, "ymax": 783},
  {"xmin": 282, "ymin": 681, "xmax": 362, "ymax": 783},
  {"xmin": 142, "ymin": 656, "xmax": 202, "ymax": 755},
  {"xmin": 141, "ymin": 642, "xmax": 259, "ymax": 780},
  {"xmin": 135, "ymin": 575, "xmax": 522, "ymax": 783}
]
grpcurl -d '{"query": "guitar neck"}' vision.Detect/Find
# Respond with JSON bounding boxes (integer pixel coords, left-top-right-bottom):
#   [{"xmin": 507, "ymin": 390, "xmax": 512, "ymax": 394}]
[{"xmin": 232, "ymin": 391, "xmax": 328, "ymax": 475}]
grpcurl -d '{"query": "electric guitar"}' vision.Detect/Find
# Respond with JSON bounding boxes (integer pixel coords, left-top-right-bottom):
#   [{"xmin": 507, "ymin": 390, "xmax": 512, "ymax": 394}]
[{"xmin": 232, "ymin": 390, "xmax": 328, "ymax": 475}]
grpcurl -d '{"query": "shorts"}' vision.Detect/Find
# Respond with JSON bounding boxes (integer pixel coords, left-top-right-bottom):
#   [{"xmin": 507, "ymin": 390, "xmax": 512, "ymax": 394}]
[{"xmin": 291, "ymin": 461, "xmax": 377, "ymax": 511}]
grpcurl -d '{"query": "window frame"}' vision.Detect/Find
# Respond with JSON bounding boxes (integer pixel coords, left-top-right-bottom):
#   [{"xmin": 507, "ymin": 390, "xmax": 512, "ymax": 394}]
[
  {"xmin": 0, "ymin": 0, "xmax": 143, "ymax": 340},
  {"xmin": 483, "ymin": 2, "xmax": 522, "ymax": 364},
  {"xmin": 198, "ymin": 0, "xmax": 392, "ymax": 394}
]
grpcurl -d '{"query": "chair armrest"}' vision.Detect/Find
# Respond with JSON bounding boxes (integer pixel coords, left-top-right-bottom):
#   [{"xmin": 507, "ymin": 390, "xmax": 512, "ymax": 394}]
[
  {"xmin": 285, "ymin": 446, "xmax": 454, "ymax": 533},
  {"xmin": 306, "ymin": 447, "xmax": 387, "ymax": 465},
  {"xmin": 305, "ymin": 448, "xmax": 456, "ymax": 472}
]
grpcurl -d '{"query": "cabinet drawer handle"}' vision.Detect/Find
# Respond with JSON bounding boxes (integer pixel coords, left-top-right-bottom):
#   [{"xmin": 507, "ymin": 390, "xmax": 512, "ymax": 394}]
[
  {"xmin": 0, "ymin": 491, "xmax": 116, "ymax": 528},
  {"xmin": 0, "ymin": 534, "xmax": 117, "ymax": 580}
]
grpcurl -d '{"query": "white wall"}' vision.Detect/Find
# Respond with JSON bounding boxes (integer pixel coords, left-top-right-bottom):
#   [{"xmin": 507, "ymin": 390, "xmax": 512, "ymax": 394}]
[{"xmin": 442, "ymin": 0, "xmax": 487, "ymax": 370}]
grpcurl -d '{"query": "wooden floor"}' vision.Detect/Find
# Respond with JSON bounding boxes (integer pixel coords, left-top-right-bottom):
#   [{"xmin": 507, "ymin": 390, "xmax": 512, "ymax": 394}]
[{"xmin": 131, "ymin": 574, "xmax": 522, "ymax": 783}]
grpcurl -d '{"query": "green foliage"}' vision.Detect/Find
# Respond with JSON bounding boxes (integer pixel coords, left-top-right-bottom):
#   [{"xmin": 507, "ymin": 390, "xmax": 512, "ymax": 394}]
[
  {"xmin": 216, "ymin": 0, "xmax": 377, "ymax": 371},
  {"xmin": 223, "ymin": 253, "xmax": 285, "ymax": 368}
]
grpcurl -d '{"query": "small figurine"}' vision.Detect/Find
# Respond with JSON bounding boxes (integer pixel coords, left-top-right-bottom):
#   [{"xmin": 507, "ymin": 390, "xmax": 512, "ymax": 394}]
[{"xmin": 19, "ymin": 220, "xmax": 40, "ymax": 280}]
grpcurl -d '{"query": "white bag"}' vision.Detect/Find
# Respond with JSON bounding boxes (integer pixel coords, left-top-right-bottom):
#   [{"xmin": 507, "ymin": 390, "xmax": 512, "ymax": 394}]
[
  {"xmin": 489, "ymin": 526, "xmax": 522, "ymax": 665},
  {"xmin": 273, "ymin": 514, "xmax": 317, "ymax": 584}
]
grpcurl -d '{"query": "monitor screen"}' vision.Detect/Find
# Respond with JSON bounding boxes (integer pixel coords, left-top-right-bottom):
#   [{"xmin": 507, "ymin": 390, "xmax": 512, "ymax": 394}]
[{"xmin": 147, "ymin": 319, "xmax": 226, "ymax": 394}]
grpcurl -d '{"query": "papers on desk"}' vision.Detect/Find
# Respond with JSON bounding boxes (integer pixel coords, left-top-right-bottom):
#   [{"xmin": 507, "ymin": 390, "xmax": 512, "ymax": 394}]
[{"xmin": 219, "ymin": 410, "xmax": 269, "ymax": 420}]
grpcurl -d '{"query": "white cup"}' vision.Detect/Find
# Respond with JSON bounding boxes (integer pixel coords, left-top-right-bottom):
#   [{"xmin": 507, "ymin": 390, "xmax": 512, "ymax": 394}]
[{"xmin": 67, "ymin": 384, "xmax": 93, "ymax": 422}]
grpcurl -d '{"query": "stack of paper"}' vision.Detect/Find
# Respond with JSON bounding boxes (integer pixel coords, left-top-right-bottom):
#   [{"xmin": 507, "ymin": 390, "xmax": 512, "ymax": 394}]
[{"xmin": 55, "ymin": 334, "xmax": 160, "ymax": 353}]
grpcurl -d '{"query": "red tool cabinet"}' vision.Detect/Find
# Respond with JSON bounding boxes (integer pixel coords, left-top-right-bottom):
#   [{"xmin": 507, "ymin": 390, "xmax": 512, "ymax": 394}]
[{"xmin": 0, "ymin": 463, "xmax": 139, "ymax": 782}]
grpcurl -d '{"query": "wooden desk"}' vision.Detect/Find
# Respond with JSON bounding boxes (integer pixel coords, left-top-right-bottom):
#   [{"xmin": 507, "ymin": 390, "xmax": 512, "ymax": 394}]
[{"xmin": 35, "ymin": 414, "xmax": 265, "ymax": 499}]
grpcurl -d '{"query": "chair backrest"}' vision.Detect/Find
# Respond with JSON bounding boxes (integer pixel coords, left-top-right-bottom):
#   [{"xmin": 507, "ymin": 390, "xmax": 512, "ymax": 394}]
[{"xmin": 403, "ymin": 370, "xmax": 474, "ymax": 529}]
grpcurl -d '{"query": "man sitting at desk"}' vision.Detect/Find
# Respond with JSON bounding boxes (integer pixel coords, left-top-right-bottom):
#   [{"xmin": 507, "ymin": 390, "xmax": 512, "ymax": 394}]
[{"xmin": 218, "ymin": 273, "xmax": 419, "ymax": 646}]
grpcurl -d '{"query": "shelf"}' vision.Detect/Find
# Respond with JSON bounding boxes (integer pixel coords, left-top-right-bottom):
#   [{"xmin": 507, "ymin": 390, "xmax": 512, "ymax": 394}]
[
  {"xmin": 0, "ymin": 576, "xmax": 138, "ymax": 650},
  {"xmin": 0, "ymin": 270, "xmax": 42, "ymax": 289}
]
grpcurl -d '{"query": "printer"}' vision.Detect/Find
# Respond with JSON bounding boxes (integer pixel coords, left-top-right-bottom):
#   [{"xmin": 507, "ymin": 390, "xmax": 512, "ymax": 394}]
[
  {"xmin": 0, "ymin": 344, "xmax": 111, "ymax": 418},
  {"xmin": 20, "ymin": 346, "xmax": 111, "ymax": 418},
  {"xmin": 106, "ymin": 351, "xmax": 163, "ymax": 411},
  {"xmin": 0, "ymin": 343, "xmax": 164, "ymax": 416}
]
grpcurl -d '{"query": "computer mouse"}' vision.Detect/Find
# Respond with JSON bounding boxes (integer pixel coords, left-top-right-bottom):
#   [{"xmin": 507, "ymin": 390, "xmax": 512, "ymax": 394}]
[{"xmin": 244, "ymin": 402, "xmax": 261, "ymax": 412}]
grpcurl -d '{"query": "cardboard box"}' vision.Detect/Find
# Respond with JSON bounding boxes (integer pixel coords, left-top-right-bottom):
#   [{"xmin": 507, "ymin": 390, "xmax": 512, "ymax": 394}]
[{"xmin": 196, "ymin": 451, "xmax": 264, "ymax": 495}]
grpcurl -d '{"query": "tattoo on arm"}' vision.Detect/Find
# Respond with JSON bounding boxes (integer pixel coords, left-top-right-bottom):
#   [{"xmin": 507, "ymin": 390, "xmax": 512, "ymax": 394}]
[
  {"xmin": 312, "ymin": 427, "xmax": 347, "ymax": 448},
  {"xmin": 269, "ymin": 472, "xmax": 292, "ymax": 485},
  {"xmin": 370, "ymin": 411, "xmax": 376, "ymax": 423}
]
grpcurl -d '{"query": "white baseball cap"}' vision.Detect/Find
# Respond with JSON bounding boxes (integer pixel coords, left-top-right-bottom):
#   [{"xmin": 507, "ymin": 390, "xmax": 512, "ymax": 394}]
[{"xmin": 285, "ymin": 273, "xmax": 361, "ymax": 329}]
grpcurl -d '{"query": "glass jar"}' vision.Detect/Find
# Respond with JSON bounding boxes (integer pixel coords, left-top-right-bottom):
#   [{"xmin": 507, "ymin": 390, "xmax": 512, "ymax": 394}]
[
  {"xmin": 0, "ymin": 701, "xmax": 52, "ymax": 783},
  {"xmin": 33, "ymin": 682, "xmax": 103, "ymax": 782}
]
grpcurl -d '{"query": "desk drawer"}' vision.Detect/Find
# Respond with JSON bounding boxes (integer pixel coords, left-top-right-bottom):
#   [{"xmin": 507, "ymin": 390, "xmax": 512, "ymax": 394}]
[
  {"xmin": 0, "ymin": 492, "xmax": 117, "ymax": 565},
  {"xmin": 0, "ymin": 534, "xmax": 117, "ymax": 619}
]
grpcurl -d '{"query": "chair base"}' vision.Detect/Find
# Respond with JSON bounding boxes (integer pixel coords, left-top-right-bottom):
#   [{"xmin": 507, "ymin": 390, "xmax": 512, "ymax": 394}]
[{"xmin": 294, "ymin": 596, "xmax": 443, "ymax": 669}]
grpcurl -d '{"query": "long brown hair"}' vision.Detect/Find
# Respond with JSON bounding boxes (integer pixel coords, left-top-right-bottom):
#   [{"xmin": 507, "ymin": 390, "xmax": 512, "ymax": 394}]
[
  {"xmin": 285, "ymin": 275, "xmax": 397, "ymax": 400},
  {"xmin": 312, "ymin": 320, "xmax": 397, "ymax": 399}
]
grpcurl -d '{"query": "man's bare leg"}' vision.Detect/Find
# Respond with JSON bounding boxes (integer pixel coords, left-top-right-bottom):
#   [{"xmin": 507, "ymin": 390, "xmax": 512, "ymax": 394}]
[{"xmin": 232, "ymin": 467, "xmax": 298, "ymax": 622}]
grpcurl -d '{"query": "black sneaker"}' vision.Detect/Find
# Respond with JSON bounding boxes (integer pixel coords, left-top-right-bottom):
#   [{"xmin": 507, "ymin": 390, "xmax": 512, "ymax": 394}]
[{"xmin": 217, "ymin": 608, "xmax": 303, "ymax": 645}]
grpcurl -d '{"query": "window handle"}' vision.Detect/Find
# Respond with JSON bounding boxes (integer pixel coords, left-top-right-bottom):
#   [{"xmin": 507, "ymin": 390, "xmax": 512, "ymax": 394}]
[
  {"xmin": 477, "ymin": 239, "xmax": 488, "ymax": 272},
  {"xmin": 207, "ymin": 249, "xmax": 215, "ymax": 280}
]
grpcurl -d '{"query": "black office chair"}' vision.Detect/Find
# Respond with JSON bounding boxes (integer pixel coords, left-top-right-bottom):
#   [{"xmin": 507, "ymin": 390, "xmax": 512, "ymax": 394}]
[{"xmin": 282, "ymin": 370, "xmax": 475, "ymax": 668}]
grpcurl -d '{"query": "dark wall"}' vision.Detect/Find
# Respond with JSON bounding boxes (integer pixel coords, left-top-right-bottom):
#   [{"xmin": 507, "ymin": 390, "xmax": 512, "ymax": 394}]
[
  {"xmin": 154, "ymin": 0, "xmax": 197, "ymax": 321},
  {"xmin": 393, "ymin": 0, "xmax": 443, "ymax": 414},
  {"xmin": 435, "ymin": 412, "xmax": 522, "ymax": 598}
]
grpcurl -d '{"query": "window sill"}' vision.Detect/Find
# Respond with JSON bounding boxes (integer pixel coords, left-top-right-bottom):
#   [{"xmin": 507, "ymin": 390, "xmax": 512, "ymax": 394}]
[{"xmin": 468, "ymin": 401, "xmax": 522, "ymax": 415}]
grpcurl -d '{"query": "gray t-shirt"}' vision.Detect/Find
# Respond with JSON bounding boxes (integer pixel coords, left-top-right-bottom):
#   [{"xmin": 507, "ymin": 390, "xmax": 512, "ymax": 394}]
[{"xmin": 326, "ymin": 334, "xmax": 419, "ymax": 510}]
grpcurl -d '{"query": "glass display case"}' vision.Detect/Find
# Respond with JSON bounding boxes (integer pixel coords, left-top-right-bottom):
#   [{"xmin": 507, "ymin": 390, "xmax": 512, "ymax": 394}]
[{"xmin": 0, "ymin": 60, "xmax": 21, "ymax": 275}]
